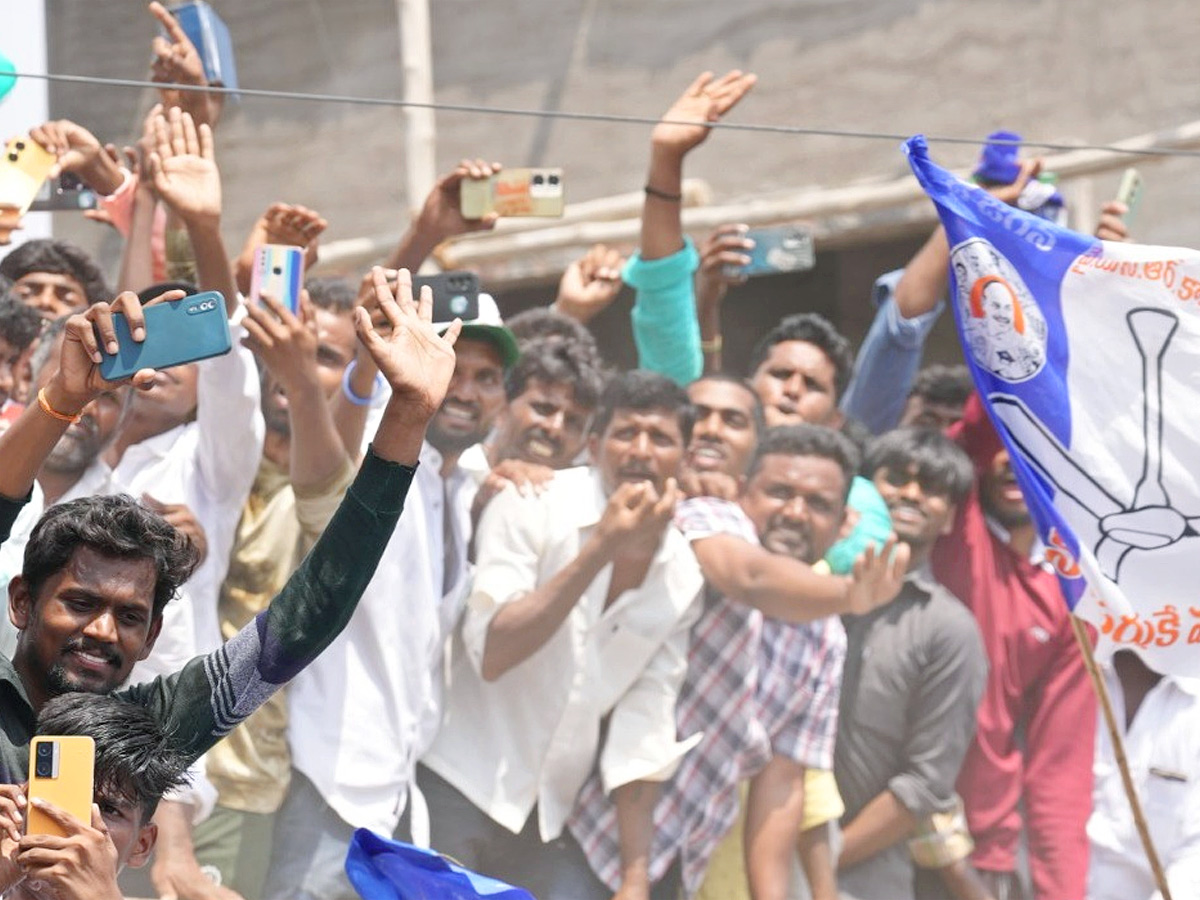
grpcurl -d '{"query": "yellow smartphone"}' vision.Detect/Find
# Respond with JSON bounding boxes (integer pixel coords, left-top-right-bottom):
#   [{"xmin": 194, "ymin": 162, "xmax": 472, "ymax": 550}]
[
  {"xmin": 460, "ymin": 168, "xmax": 565, "ymax": 218},
  {"xmin": 26, "ymin": 735, "xmax": 95, "ymax": 837},
  {"xmin": 0, "ymin": 136, "xmax": 57, "ymax": 215}
]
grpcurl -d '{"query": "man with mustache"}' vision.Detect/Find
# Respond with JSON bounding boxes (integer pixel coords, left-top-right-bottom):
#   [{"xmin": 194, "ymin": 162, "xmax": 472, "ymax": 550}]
[
  {"xmin": 0, "ymin": 264, "xmax": 463, "ymax": 821},
  {"xmin": 419, "ymin": 370, "xmax": 704, "ymax": 900},
  {"xmin": 0, "ymin": 315, "xmax": 204, "ymax": 664},
  {"xmin": 486, "ymin": 338, "xmax": 605, "ymax": 472},
  {"xmin": 262, "ymin": 176, "xmax": 521, "ymax": 900},
  {"xmin": 572, "ymin": 418, "xmax": 905, "ymax": 900},
  {"xmin": 835, "ymin": 427, "xmax": 986, "ymax": 900}
]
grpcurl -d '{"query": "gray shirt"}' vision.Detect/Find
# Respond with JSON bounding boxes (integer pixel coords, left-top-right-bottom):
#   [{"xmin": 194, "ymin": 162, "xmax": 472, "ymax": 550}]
[{"xmin": 834, "ymin": 567, "xmax": 987, "ymax": 900}]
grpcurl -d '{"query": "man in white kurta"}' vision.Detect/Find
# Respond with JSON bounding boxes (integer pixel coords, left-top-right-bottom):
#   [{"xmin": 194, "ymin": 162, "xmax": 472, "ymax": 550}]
[{"xmin": 421, "ymin": 370, "xmax": 704, "ymax": 900}]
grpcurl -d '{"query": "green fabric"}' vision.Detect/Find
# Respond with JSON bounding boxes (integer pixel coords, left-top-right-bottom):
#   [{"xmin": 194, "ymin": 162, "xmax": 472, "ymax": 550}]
[
  {"xmin": 626, "ymin": 239, "xmax": 703, "ymax": 387},
  {"xmin": 826, "ymin": 476, "xmax": 892, "ymax": 575}
]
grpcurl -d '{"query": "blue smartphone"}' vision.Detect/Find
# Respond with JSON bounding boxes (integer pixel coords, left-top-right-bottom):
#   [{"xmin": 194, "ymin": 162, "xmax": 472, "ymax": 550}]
[
  {"xmin": 98, "ymin": 292, "xmax": 231, "ymax": 381},
  {"xmin": 724, "ymin": 225, "xmax": 816, "ymax": 278},
  {"xmin": 165, "ymin": 1, "xmax": 239, "ymax": 92}
]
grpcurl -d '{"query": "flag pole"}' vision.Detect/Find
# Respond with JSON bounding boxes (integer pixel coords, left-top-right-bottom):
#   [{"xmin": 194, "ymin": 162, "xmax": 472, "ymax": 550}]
[{"xmin": 1069, "ymin": 615, "xmax": 1173, "ymax": 900}]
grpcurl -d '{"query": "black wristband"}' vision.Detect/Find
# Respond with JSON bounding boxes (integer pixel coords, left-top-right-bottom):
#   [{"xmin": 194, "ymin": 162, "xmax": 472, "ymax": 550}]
[{"xmin": 644, "ymin": 184, "xmax": 683, "ymax": 202}]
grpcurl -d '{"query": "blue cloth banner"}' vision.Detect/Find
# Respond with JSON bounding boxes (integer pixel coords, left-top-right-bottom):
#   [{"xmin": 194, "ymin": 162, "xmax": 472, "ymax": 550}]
[
  {"xmin": 346, "ymin": 829, "xmax": 537, "ymax": 900},
  {"xmin": 905, "ymin": 135, "xmax": 1200, "ymax": 675}
]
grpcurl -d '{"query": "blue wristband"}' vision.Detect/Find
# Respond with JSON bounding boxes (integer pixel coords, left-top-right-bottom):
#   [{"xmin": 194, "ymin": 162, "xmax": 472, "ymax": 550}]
[{"xmin": 342, "ymin": 359, "xmax": 385, "ymax": 407}]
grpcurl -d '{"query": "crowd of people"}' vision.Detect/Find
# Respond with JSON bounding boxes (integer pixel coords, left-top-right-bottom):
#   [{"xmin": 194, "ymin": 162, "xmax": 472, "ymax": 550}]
[{"xmin": 0, "ymin": 6, "xmax": 1196, "ymax": 900}]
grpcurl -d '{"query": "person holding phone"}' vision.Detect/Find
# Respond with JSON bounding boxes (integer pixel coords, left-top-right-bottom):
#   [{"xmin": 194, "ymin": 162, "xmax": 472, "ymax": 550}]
[
  {"xmin": 0, "ymin": 263, "xmax": 464, "ymax": 846},
  {"xmin": 0, "ymin": 693, "xmax": 193, "ymax": 900}
]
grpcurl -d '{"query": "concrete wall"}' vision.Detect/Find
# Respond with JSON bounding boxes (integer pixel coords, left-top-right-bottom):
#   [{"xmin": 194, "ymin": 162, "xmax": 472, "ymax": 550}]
[{"xmin": 35, "ymin": 0, "xmax": 1200, "ymax": 367}]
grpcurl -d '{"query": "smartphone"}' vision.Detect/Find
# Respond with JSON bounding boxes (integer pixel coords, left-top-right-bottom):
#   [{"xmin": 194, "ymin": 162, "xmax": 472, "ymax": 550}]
[
  {"xmin": 724, "ymin": 225, "xmax": 816, "ymax": 278},
  {"xmin": 413, "ymin": 271, "xmax": 480, "ymax": 324},
  {"xmin": 250, "ymin": 244, "xmax": 304, "ymax": 315},
  {"xmin": 1115, "ymin": 168, "xmax": 1143, "ymax": 223},
  {"xmin": 29, "ymin": 173, "xmax": 99, "ymax": 213},
  {"xmin": 98, "ymin": 291, "xmax": 232, "ymax": 381},
  {"xmin": 460, "ymin": 168, "xmax": 565, "ymax": 218},
  {"xmin": 26, "ymin": 735, "xmax": 95, "ymax": 837},
  {"xmin": 165, "ymin": 1, "xmax": 239, "ymax": 92},
  {"xmin": 0, "ymin": 136, "xmax": 57, "ymax": 215}
]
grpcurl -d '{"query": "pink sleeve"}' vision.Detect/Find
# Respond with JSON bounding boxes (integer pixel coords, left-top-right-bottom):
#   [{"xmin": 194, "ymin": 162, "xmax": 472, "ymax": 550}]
[
  {"xmin": 97, "ymin": 169, "xmax": 137, "ymax": 236},
  {"xmin": 1022, "ymin": 628, "xmax": 1096, "ymax": 900}
]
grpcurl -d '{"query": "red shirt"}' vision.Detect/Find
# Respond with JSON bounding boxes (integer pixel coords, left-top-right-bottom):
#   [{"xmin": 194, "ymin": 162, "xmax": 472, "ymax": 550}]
[{"xmin": 931, "ymin": 396, "xmax": 1096, "ymax": 900}]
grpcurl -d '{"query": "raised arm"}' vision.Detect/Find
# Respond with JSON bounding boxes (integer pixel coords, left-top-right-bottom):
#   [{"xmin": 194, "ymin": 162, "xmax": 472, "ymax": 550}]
[
  {"xmin": 242, "ymin": 291, "xmax": 351, "ymax": 491},
  {"xmin": 629, "ymin": 72, "xmax": 755, "ymax": 385},
  {"xmin": 0, "ymin": 293, "xmax": 169, "ymax": 510},
  {"xmin": 145, "ymin": 106, "xmax": 237, "ymax": 312},
  {"xmin": 120, "ymin": 266, "xmax": 461, "ymax": 760}
]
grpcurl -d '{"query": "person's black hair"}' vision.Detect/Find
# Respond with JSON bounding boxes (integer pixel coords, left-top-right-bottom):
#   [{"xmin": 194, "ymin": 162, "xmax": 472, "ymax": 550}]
[
  {"xmin": 136, "ymin": 281, "xmax": 198, "ymax": 305},
  {"xmin": 36, "ymin": 693, "xmax": 190, "ymax": 822},
  {"xmin": 506, "ymin": 307, "xmax": 600, "ymax": 355},
  {"xmin": 505, "ymin": 337, "xmax": 607, "ymax": 408},
  {"xmin": 0, "ymin": 239, "xmax": 110, "ymax": 306},
  {"xmin": 591, "ymin": 369, "xmax": 694, "ymax": 443},
  {"xmin": 0, "ymin": 297, "xmax": 43, "ymax": 351},
  {"xmin": 746, "ymin": 312, "xmax": 854, "ymax": 401},
  {"xmin": 864, "ymin": 426, "xmax": 974, "ymax": 503},
  {"xmin": 908, "ymin": 363, "xmax": 974, "ymax": 408},
  {"xmin": 747, "ymin": 424, "xmax": 860, "ymax": 501},
  {"xmin": 304, "ymin": 276, "xmax": 356, "ymax": 313},
  {"xmin": 689, "ymin": 372, "xmax": 766, "ymax": 437},
  {"xmin": 23, "ymin": 494, "xmax": 201, "ymax": 619}
]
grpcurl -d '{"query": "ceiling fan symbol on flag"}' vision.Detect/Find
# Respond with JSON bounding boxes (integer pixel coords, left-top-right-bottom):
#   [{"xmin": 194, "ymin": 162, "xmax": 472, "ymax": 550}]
[{"xmin": 991, "ymin": 307, "xmax": 1200, "ymax": 581}]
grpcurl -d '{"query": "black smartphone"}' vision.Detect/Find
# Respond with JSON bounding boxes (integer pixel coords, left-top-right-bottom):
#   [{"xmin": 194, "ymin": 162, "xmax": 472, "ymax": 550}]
[
  {"xmin": 29, "ymin": 173, "xmax": 99, "ymax": 213},
  {"xmin": 413, "ymin": 272, "xmax": 480, "ymax": 324}
]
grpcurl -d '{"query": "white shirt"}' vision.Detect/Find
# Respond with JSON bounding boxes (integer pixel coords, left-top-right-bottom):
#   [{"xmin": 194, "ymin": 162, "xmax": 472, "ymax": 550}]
[
  {"xmin": 112, "ymin": 331, "xmax": 263, "ymax": 674},
  {"xmin": 422, "ymin": 466, "xmax": 704, "ymax": 841},
  {"xmin": 286, "ymin": 440, "xmax": 477, "ymax": 834},
  {"xmin": 1088, "ymin": 665, "xmax": 1200, "ymax": 900}
]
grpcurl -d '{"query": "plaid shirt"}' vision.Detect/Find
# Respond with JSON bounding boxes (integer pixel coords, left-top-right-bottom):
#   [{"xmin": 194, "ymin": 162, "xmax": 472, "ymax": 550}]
[{"xmin": 568, "ymin": 497, "xmax": 846, "ymax": 896}]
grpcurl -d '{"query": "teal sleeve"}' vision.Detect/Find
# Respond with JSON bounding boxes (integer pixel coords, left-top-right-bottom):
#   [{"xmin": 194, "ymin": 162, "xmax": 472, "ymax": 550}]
[
  {"xmin": 825, "ymin": 476, "xmax": 892, "ymax": 575},
  {"xmin": 625, "ymin": 239, "xmax": 702, "ymax": 386}
]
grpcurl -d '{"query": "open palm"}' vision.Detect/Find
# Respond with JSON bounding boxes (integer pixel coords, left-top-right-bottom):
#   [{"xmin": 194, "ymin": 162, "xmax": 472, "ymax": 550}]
[
  {"xmin": 147, "ymin": 107, "xmax": 221, "ymax": 224},
  {"xmin": 355, "ymin": 267, "xmax": 462, "ymax": 419},
  {"xmin": 651, "ymin": 70, "xmax": 757, "ymax": 156}
]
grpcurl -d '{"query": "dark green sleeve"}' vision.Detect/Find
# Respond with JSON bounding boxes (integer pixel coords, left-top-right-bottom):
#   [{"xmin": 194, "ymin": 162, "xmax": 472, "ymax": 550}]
[{"xmin": 119, "ymin": 447, "xmax": 417, "ymax": 761}]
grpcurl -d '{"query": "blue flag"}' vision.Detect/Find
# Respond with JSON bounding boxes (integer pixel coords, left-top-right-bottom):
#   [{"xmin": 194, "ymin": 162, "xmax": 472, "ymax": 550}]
[
  {"xmin": 346, "ymin": 829, "xmax": 537, "ymax": 900},
  {"xmin": 905, "ymin": 135, "xmax": 1200, "ymax": 675}
]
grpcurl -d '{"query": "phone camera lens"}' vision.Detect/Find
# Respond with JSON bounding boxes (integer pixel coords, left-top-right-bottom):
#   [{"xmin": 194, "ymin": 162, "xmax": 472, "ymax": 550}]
[
  {"xmin": 14, "ymin": 141, "xmax": 24, "ymax": 151},
  {"xmin": 532, "ymin": 175, "xmax": 544, "ymax": 186},
  {"xmin": 549, "ymin": 175, "xmax": 560, "ymax": 186},
  {"xmin": 6, "ymin": 153, "xmax": 16, "ymax": 163},
  {"xmin": 36, "ymin": 743, "xmax": 51, "ymax": 757},
  {"xmin": 272, "ymin": 267, "xmax": 282, "ymax": 275}
]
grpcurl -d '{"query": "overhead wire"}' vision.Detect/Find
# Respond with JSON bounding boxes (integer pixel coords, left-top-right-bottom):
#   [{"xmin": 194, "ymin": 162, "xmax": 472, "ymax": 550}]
[{"xmin": 10, "ymin": 70, "xmax": 1200, "ymax": 160}]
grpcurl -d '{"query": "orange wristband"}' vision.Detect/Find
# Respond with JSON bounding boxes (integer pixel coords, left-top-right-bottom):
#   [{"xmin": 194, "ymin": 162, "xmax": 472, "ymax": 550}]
[{"xmin": 37, "ymin": 387, "xmax": 82, "ymax": 424}]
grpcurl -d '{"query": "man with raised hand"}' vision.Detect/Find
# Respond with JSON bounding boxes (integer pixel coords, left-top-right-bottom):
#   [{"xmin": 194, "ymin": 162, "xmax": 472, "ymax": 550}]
[
  {"xmin": 1, "ymin": 266, "xmax": 462, "ymax": 787},
  {"xmin": 625, "ymin": 70, "xmax": 756, "ymax": 387},
  {"xmin": 264, "ymin": 260, "xmax": 518, "ymax": 899}
]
